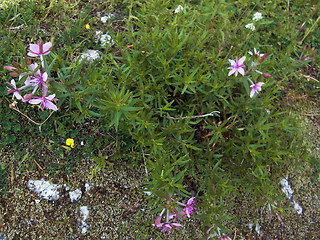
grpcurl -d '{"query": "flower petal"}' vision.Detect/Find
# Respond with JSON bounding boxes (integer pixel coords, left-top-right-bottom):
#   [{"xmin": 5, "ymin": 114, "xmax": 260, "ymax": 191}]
[
  {"xmin": 256, "ymin": 82, "xmax": 264, "ymax": 88},
  {"xmin": 228, "ymin": 59, "xmax": 236, "ymax": 65},
  {"xmin": 29, "ymin": 44, "xmax": 40, "ymax": 54},
  {"xmin": 171, "ymin": 223, "xmax": 182, "ymax": 227},
  {"xmin": 29, "ymin": 98, "xmax": 43, "ymax": 105},
  {"xmin": 42, "ymin": 42, "xmax": 52, "ymax": 54},
  {"xmin": 27, "ymin": 52, "xmax": 39, "ymax": 57},
  {"xmin": 29, "ymin": 63, "xmax": 38, "ymax": 71},
  {"xmin": 238, "ymin": 68, "xmax": 245, "ymax": 76},
  {"xmin": 14, "ymin": 92, "xmax": 22, "ymax": 100},
  {"xmin": 228, "ymin": 68, "xmax": 236, "ymax": 76},
  {"xmin": 238, "ymin": 56, "xmax": 246, "ymax": 65},
  {"xmin": 42, "ymin": 72, "xmax": 48, "ymax": 82},
  {"xmin": 250, "ymin": 88, "xmax": 255, "ymax": 98},
  {"xmin": 44, "ymin": 100, "xmax": 58, "ymax": 111},
  {"xmin": 46, "ymin": 94, "xmax": 56, "ymax": 100},
  {"xmin": 10, "ymin": 79, "xmax": 17, "ymax": 88}
]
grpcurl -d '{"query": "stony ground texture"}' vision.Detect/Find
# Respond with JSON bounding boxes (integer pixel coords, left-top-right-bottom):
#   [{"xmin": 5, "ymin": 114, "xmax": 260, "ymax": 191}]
[{"xmin": 0, "ymin": 109, "xmax": 319, "ymax": 240}]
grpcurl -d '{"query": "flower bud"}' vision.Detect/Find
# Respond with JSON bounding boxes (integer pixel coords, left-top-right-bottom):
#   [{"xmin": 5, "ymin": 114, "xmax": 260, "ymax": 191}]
[
  {"xmin": 4, "ymin": 66, "xmax": 16, "ymax": 71},
  {"xmin": 12, "ymin": 62, "xmax": 22, "ymax": 68},
  {"xmin": 165, "ymin": 195, "xmax": 171, "ymax": 201},
  {"xmin": 22, "ymin": 93, "xmax": 34, "ymax": 102},
  {"xmin": 262, "ymin": 73, "xmax": 272, "ymax": 78},
  {"xmin": 24, "ymin": 57, "xmax": 32, "ymax": 65},
  {"xmin": 260, "ymin": 53, "xmax": 270, "ymax": 63}
]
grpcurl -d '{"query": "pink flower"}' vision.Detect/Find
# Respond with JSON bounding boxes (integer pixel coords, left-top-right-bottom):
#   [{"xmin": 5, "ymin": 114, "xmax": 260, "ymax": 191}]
[
  {"xmin": 250, "ymin": 82, "xmax": 264, "ymax": 98},
  {"xmin": 184, "ymin": 197, "xmax": 196, "ymax": 218},
  {"xmin": 154, "ymin": 221, "xmax": 182, "ymax": 234},
  {"xmin": 228, "ymin": 56, "xmax": 246, "ymax": 76},
  {"xmin": 219, "ymin": 235, "xmax": 232, "ymax": 240},
  {"xmin": 169, "ymin": 210, "xmax": 186, "ymax": 222},
  {"xmin": 25, "ymin": 63, "xmax": 48, "ymax": 93},
  {"xmin": 27, "ymin": 41, "xmax": 52, "ymax": 57},
  {"xmin": 29, "ymin": 94, "xmax": 58, "ymax": 111},
  {"xmin": 248, "ymin": 48, "xmax": 264, "ymax": 58},
  {"xmin": 152, "ymin": 209, "xmax": 182, "ymax": 234},
  {"xmin": 7, "ymin": 80, "xmax": 22, "ymax": 100}
]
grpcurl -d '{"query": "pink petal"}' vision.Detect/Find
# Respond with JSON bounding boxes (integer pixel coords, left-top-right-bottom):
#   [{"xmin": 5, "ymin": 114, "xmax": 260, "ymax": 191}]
[
  {"xmin": 27, "ymin": 52, "xmax": 39, "ymax": 57},
  {"xmin": 187, "ymin": 197, "xmax": 195, "ymax": 205},
  {"xmin": 256, "ymin": 82, "xmax": 264, "ymax": 88},
  {"xmin": 29, "ymin": 44, "xmax": 40, "ymax": 54},
  {"xmin": 10, "ymin": 79, "xmax": 17, "ymax": 88},
  {"xmin": 171, "ymin": 223, "xmax": 182, "ymax": 227},
  {"xmin": 42, "ymin": 42, "xmax": 52, "ymax": 55},
  {"xmin": 29, "ymin": 63, "xmax": 38, "ymax": 71},
  {"xmin": 42, "ymin": 72, "xmax": 48, "ymax": 82},
  {"xmin": 46, "ymin": 94, "xmax": 56, "ymax": 100},
  {"xmin": 29, "ymin": 98, "xmax": 43, "ymax": 105},
  {"xmin": 250, "ymin": 88, "xmax": 256, "ymax": 98},
  {"xmin": 44, "ymin": 100, "xmax": 58, "ymax": 111},
  {"xmin": 238, "ymin": 68, "xmax": 245, "ymax": 76},
  {"xmin": 154, "ymin": 216, "xmax": 162, "ymax": 226},
  {"xmin": 228, "ymin": 59, "xmax": 236, "ymax": 65},
  {"xmin": 228, "ymin": 69, "xmax": 236, "ymax": 76},
  {"xmin": 238, "ymin": 56, "xmax": 246, "ymax": 65},
  {"xmin": 13, "ymin": 92, "xmax": 22, "ymax": 100}
]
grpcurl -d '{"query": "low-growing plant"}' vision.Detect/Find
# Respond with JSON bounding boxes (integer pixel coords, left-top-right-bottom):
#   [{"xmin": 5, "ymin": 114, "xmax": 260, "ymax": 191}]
[{"xmin": 1, "ymin": 0, "xmax": 318, "ymax": 238}]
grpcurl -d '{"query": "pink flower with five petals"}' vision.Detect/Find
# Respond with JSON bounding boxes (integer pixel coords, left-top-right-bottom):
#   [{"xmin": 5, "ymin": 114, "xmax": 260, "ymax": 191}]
[{"xmin": 228, "ymin": 56, "xmax": 246, "ymax": 76}]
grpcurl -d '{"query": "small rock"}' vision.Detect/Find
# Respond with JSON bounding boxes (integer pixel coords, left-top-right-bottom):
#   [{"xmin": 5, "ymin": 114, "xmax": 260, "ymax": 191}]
[
  {"xmin": 79, "ymin": 206, "xmax": 89, "ymax": 234},
  {"xmin": 28, "ymin": 179, "xmax": 62, "ymax": 201},
  {"xmin": 84, "ymin": 183, "xmax": 91, "ymax": 192},
  {"xmin": 69, "ymin": 189, "xmax": 82, "ymax": 202}
]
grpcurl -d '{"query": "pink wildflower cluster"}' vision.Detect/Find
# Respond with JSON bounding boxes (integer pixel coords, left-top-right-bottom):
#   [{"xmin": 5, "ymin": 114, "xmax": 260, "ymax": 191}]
[
  {"xmin": 4, "ymin": 41, "xmax": 58, "ymax": 111},
  {"xmin": 227, "ymin": 48, "xmax": 272, "ymax": 98},
  {"xmin": 153, "ymin": 196, "xmax": 196, "ymax": 234}
]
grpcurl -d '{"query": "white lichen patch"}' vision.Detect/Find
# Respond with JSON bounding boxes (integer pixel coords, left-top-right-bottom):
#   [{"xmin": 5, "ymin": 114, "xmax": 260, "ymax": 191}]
[
  {"xmin": 174, "ymin": 5, "xmax": 184, "ymax": 13},
  {"xmin": 100, "ymin": 13, "xmax": 114, "ymax": 23},
  {"xmin": 69, "ymin": 189, "xmax": 82, "ymax": 202},
  {"xmin": 79, "ymin": 206, "xmax": 89, "ymax": 234},
  {"xmin": 255, "ymin": 222, "xmax": 261, "ymax": 235},
  {"xmin": 95, "ymin": 31, "xmax": 115, "ymax": 47},
  {"xmin": 85, "ymin": 183, "xmax": 91, "ymax": 192},
  {"xmin": 80, "ymin": 49, "xmax": 101, "ymax": 62},
  {"xmin": 28, "ymin": 179, "xmax": 62, "ymax": 201},
  {"xmin": 280, "ymin": 177, "xmax": 303, "ymax": 214}
]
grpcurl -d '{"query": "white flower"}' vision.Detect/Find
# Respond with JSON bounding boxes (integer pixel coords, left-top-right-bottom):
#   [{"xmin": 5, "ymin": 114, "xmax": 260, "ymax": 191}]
[
  {"xmin": 253, "ymin": 12, "xmax": 263, "ymax": 21},
  {"xmin": 174, "ymin": 5, "xmax": 184, "ymax": 13},
  {"xmin": 95, "ymin": 31, "xmax": 115, "ymax": 47},
  {"xmin": 80, "ymin": 50, "xmax": 101, "ymax": 62},
  {"xmin": 245, "ymin": 23, "xmax": 255, "ymax": 31},
  {"xmin": 100, "ymin": 13, "xmax": 114, "ymax": 23}
]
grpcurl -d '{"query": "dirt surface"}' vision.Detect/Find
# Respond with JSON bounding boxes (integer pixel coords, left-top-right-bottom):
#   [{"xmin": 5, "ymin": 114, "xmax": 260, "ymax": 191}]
[
  {"xmin": 0, "ymin": 150, "xmax": 203, "ymax": 240},
  {"xmin": 1, "ymin": 108, "xmax": 320, "ymax": 239}
]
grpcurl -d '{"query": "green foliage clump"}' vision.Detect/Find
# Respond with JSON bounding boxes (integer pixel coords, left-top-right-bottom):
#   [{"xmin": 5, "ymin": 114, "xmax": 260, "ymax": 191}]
[
  {"xmin": 0, "ymin": 0, "xmax": 318, "ymax": 236},
  {"xmin": 46, "ymin": 0, "xmax": 318, "ymax": 232}
]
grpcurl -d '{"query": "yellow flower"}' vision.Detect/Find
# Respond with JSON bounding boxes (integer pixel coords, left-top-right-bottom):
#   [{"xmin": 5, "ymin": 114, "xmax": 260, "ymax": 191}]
[
  {"xmin": 85, "ymin": 24, "xmax": 90, "ymax": 29},
  {"xmin": 66, "ymin": 138, "xmax": 75, "ymax": 148}
]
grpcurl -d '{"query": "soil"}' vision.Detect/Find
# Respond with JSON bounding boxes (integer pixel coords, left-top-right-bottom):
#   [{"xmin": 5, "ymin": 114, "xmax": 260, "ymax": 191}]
[{"xmin": 1, "ymin": 102, "xmax": 320, "ymax": 239}]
